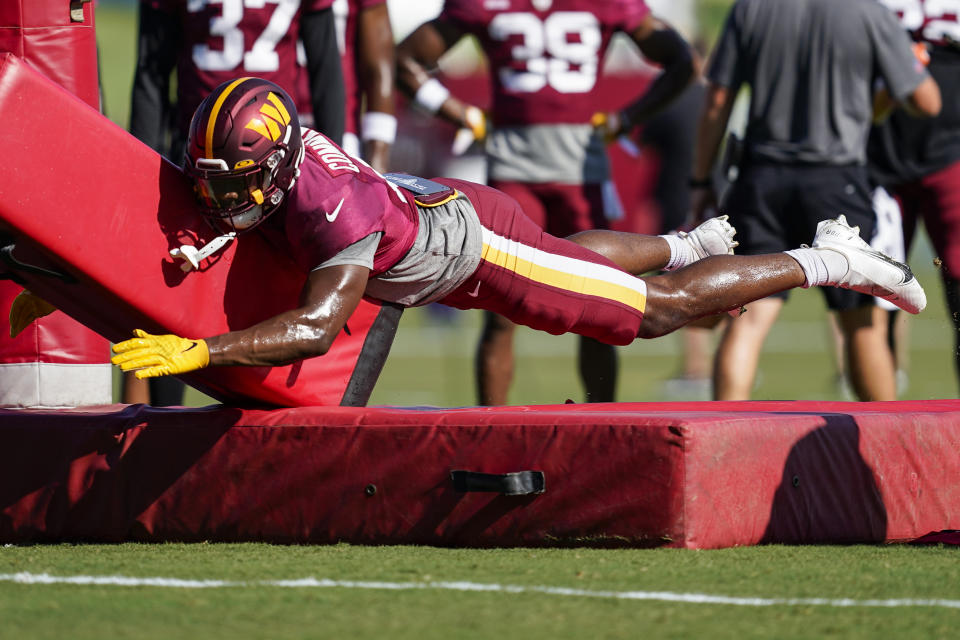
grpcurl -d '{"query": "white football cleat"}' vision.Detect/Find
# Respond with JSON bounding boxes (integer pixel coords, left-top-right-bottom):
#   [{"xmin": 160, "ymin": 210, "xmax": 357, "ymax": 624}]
[
  {"xmin": 812, "ymin": 215, "xmax": 926, "ymax": 314},
  {"xmin": 678, "ymin": 215, "xmax": 739, "ymax": 260}
]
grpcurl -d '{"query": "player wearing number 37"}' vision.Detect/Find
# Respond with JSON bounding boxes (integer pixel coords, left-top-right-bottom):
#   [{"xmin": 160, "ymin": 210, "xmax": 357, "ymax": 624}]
[
  {"xmin": 102, "ymin": 77, "xmax": 927, "ymax": 384},
  {"xmin": 130, "ymin": 0, "xmax": 345, "ymax": 164}
]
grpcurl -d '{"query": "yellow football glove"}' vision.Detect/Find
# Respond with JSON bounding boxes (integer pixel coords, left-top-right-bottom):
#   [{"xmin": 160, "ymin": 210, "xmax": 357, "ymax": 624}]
[
  {"xmin": 111, "ymin": 329, "xmax": 210, "ymax": 379},
  {"xmin": 591, "ymin": 111, "xmax": 622, "ymax": 143},
  {"xmin": 463, "ymin": 105, "xmax": 487, "ymax": 141},
  {"xmin": 451, "ymin": 105, "xmax": 487, "ymax": 156},
  {"xmin": 9, "ymin": 289, "xmax": 57, "ymax": 338}
]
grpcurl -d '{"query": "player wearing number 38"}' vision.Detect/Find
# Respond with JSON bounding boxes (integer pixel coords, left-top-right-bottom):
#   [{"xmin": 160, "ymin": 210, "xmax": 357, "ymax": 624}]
[{"xmin": 395, "ymin": 0, "xmax": 701, "ymax": 405}]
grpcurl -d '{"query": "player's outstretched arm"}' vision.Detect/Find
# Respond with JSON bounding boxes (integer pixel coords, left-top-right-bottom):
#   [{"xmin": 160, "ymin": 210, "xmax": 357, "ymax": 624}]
[{"xmin": 112, "ymin": 265, "xmax": 370, "ymax": 377}]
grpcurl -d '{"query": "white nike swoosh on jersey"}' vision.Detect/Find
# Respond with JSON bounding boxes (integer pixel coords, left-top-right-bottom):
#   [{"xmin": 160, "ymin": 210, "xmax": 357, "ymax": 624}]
[
  {"xmin": 325, "ymin": 198, "xmax": 345, "ymax": 223},
  {"xmin": 467, "ymin": 281, "xmax": 481, "ymax": 297}
]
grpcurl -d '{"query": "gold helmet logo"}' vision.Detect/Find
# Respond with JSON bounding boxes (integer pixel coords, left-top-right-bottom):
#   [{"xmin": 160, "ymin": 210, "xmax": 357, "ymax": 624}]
[{"xmin": 245, "ymin": 93, "xmax": 292, "ymax": 142}]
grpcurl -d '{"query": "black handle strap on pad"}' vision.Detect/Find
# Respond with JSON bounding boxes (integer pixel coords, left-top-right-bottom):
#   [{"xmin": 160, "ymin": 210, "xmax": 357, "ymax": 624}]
[
  {"xmin": 451, "ymin": 470, "xmax": 545, "ymax": 496},
  {"xmin": 340, "ymin": 302, "xmax": 404, "ymax": 407},
  {"xmin": 0, "ymin": 242, "xmax": 75, "ymax": 283}
]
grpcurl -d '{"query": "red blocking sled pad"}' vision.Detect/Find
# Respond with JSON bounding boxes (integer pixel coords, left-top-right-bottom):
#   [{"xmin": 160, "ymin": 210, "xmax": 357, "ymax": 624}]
[
  {"xmin": 2, "ymin": 400, "xmax": 959, "ymax": 548},
  {"xmin": 0, "ymin": 52, "xmax": 390, "ymax": 407}
]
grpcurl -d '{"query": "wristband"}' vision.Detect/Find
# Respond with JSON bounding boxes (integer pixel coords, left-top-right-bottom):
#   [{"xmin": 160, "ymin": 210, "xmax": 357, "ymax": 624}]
[
  {"xmin": 361, "ymin": 111, "xmax": 397, "ymax": 144},
  {"xmin": 413, "ymin": 78, "xmax": 451, "ymax": 114}
]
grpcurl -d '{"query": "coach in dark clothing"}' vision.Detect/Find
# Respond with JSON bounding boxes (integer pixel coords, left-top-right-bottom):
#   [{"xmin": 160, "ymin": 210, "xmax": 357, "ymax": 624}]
[{"xmin": 690, "ymin": 0, "xmax": 940, "ymax": 401}]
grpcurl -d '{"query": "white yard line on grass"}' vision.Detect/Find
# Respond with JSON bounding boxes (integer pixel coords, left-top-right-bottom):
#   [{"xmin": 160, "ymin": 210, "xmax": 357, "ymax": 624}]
[{"xmin": 2, "ymin": 572, "xmax": 959, "ymax": 610}]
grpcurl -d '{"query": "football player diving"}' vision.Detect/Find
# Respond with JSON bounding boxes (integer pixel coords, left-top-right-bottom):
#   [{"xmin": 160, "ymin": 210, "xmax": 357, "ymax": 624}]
[{"xmin": 102, "ymin": 78, "xmax": 926, "ymax": 385}]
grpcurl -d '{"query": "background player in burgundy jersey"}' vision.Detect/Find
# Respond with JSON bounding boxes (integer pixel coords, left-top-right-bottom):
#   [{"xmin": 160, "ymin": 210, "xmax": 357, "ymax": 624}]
[
  {"xmin": 395, "ymin": 0, "xmax": 699, "ymax": 405},
  {"xmin": 869, "ymin": 0, "xmax": 960, "ymax": 393},
  {"xmin": 330, "ymin": 0, "xmax": 396, "ymax": 173},
  {"xmin": 101, "ymin": 79, "xmax": 927, "ymax": 395},
  {"xmin": 130, "ymin": 0, "xmax": 344, "ymax": 163}
]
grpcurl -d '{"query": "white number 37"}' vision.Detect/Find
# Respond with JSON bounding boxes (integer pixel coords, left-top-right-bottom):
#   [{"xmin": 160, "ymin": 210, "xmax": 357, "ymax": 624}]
[{"xmin": 188, "ymin": 0, "xmax": 300, "ymax": 73}]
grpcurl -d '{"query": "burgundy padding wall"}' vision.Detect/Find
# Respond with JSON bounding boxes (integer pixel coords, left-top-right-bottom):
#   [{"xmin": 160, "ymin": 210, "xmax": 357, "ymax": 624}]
[{"xmin": 2, "ymin": 401, "xmax": 958, "ymax": 548}]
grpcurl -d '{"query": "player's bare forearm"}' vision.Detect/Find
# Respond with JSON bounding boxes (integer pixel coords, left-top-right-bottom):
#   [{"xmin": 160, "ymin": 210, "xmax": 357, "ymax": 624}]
[
  {"xmin": 206, "ymin": 264, "xmax": 369, "ymax": 367},
  {"xmin": 396, "ymin": 20, "xmax": 472, "ymax": 128},
  {"xmin": 621, "ymin": 17, "xmax": 699, "ymax": 128},
  {"xmin": 396, "ymin": 19, "xmax": 459, "ymax": 89},
  {"xmin": 359, "ymin": 4, "xmax": 396, "ymax": 117},
  {"xmin": 364, "ymin": 139, "xmax": 392, "ymax": 174},
  {"xmin": 692, "ymin": 82, "xmax": 734, "ymax": 182}
]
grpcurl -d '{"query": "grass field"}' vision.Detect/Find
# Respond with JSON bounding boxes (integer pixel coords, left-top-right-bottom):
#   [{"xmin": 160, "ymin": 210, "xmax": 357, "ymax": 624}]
[
  {"xmin": 8, "ymin": 5, "xmax": 946, "ymax": 639},
  {"xmin": 3, "ymin": 543, "xmax": 960, "ymax": 639}
]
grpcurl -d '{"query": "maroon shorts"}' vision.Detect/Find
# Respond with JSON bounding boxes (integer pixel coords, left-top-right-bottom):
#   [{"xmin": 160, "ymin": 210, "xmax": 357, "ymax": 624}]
[
  {"xmin": 488, "ymin": 180, "xmax": 608, "ymax": 237},
  {"xmin": 437, "ymin": 179, "xmax": 645, "ymax": 346},
  {"xmin": 894, "ymin": 159, "xmax": 960, "ymax": 280}
]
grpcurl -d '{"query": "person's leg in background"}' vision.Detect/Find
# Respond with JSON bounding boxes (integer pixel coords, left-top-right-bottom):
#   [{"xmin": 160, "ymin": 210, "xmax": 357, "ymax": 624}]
[
  {"xmin": 478, "ymin": 180, "xmax": 618, "ymax": 404},
  {"xmin": 474, "ymin": 181, "xmax": 546, "ymax": 405},
  {"xmin": 121, "ymin": 372, "xmax": 149, "ymax": 404},
  {"xmin": 804, "ymin": 166, "xmax": 897, "ymax": 401},
  {"xmin": 121, "ymin": 371, "xmax": 186, "ymax": 406},
  {"xmin": 711, "ymin": 163, "xmax": 789, "ymax": 400},
  {"xmin": 558, "ymin": 184, "xmax": 618, "ymax": 402},
  {"xmin": 902, "ymin": 160, "xmax": 960, "ymax": 395},
  {"xmin": 836, "ymin": 303, "xmax": 896, "ymax": 400},
  {"xmin": 828, "ymin": 184, "xmax": 908, "ymax": 398},
  {"xmin": 713, "ymin": 297, "xmax": 783, "ymax": 399},
  {"xmin": 476, "ymin": 310, "xmax": 515, "ymax": 406}
]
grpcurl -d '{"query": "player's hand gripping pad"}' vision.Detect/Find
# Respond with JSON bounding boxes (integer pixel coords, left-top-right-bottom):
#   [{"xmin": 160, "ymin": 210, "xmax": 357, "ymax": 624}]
[{"xmin": 0, "ymin": 53, "xmax": 395, "ymax": 407}]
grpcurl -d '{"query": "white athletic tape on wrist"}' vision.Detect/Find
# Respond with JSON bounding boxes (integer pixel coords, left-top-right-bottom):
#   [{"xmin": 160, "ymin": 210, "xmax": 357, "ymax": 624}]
[
  {"xmin": 413, "ymin": 78, "xmax": 451, "ymax": 114},
  {"xmin": 361, "ymin": 112, "xmax": 397, "ymax": 144}
]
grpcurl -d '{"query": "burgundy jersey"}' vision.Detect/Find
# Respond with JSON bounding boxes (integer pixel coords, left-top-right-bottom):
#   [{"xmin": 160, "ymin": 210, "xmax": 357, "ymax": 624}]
[
  {"xmin": 439, "ymin": 0, "xmax": 650, "ymax": 126},
  {"xmin": 879, "ymin": 0, "xmax": 960, "ymax": 47},
  {"xmin": 280, "ymin": 128, "xmax": 419, "ymax": 274},
  {"xmin": 150, "ymin": 0, "xmax": 332, "ymax": 135}
]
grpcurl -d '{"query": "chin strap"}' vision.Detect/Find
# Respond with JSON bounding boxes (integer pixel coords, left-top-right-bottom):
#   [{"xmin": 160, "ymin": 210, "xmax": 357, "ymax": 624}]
[{"xmin": 170, "ymin": 232, "xmax": 236, "ymax": 272}]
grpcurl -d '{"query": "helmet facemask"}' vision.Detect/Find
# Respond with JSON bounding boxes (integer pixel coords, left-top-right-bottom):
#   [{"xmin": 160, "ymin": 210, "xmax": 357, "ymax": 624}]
[{"xmin": 191, "ymin": 145, "xmax": 290, "ymax": 234}]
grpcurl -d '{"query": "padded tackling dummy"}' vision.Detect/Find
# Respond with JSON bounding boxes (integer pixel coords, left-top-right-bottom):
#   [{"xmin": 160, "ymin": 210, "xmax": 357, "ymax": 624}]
[
  {"xmin": 2, "ymin": 400, "xmax": 959, "ymax": 548},
  {"xmin": 0, "ymin": 53, "xmax": 399, "ymax": 407},
  {"xmin": 0, "ymin": 0, "xmax": 111, "ymax": 408}
]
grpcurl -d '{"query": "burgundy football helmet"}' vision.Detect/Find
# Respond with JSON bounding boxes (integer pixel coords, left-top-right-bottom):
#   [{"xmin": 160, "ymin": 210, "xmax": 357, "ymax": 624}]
[{"xmin": 185, "ymin": 77, "xmax": 304, "ymax": 233}]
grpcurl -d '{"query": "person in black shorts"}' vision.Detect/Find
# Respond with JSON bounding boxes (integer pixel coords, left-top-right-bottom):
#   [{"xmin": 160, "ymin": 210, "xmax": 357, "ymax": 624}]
[{"xmin": 690, "ymin": 0, "xmax": 940, "ymax": 401}]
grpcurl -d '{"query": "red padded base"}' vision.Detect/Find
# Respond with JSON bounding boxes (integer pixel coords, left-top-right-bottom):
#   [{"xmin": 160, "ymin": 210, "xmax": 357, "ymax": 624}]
[{"xmin": 2, "ymin": 401, "xmax": 958, "ymax": 548}]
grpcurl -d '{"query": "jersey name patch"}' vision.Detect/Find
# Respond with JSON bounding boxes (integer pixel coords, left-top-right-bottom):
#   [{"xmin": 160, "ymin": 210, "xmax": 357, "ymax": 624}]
[{"xmin": 303, "ymin": 129, "xmax": 360, "ymax": 176}]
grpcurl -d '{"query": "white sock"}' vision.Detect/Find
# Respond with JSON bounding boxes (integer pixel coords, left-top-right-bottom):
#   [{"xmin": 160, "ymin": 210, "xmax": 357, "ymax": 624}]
[
  {"xmin": 661, "ymin": 234, "xmax": 695, "ymax": 271},
  {"xmin": 784, "ymin": 247, "xmax": 849, "ymax": 287}
]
